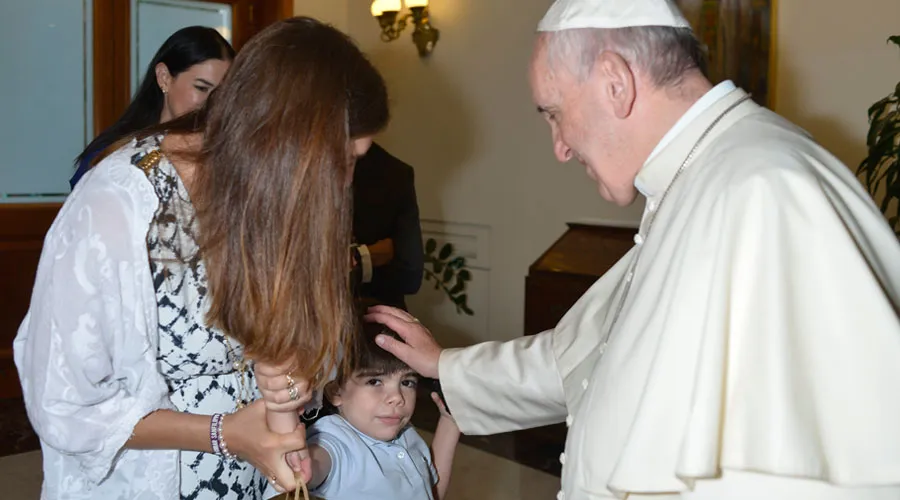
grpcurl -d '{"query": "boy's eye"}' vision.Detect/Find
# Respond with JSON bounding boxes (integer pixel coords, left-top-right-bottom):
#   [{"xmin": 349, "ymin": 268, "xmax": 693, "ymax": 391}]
[
  {"xmin": 366, "ymin": 378, "xmax": 382, "ymax": 386},
  {"xmin": 401, "ymin": 379, "xmax": 418, "ymax": 388},
  {"xmin": 194, "ymin": 86, "xmax": 210, "ymax": 93}
]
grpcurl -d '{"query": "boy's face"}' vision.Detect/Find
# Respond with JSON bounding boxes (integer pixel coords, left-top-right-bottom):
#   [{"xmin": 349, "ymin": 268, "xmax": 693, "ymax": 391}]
[{"xmin": 331, "ymin": 369, "xmax": 419, "ymax": 441}]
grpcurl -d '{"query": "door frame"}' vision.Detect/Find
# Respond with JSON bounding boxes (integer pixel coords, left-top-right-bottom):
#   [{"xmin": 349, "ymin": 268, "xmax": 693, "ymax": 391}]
[{"xmin": 91, "ymin": 0, "xmax": 293, "ymax": 135}]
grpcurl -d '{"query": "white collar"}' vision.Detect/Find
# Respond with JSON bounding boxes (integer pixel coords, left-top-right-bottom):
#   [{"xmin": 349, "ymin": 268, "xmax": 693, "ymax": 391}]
[{"xmin": 636, "ymin": 80, "xmax": 736, "ymax": 196}]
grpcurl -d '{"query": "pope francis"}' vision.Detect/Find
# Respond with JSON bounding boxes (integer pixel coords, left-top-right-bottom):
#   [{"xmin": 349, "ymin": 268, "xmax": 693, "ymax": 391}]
[{"xmin": 366, "ymin": 0, "xmax": 900, "ymax": 499}]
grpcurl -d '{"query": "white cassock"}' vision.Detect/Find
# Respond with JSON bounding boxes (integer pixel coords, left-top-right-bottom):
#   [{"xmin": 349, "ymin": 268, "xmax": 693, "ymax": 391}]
[{"xmin": 439, "ymin": 85, "xmax": 900, "ymax": 499}]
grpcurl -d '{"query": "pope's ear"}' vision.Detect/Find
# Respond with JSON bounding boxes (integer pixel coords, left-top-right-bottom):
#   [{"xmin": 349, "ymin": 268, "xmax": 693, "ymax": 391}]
[{"xmin": 594, "ymin": 51, "xmax": 637, "ymax": 119}]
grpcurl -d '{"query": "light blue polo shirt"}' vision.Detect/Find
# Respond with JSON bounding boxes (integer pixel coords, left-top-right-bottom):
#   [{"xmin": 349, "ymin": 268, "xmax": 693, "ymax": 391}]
[{"xmin": 308, "ymin": 414, "xmax": 438, "ymax": 500}]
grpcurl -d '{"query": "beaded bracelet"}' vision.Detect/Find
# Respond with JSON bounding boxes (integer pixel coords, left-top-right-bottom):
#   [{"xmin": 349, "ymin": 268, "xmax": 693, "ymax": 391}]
[
  {"xmin": 210, "ymin": 413, "xmax": 235, "ymax": 459},
  {"xmin": 210, "ymin": 413, "xmax": 223, "ymax": 455}
]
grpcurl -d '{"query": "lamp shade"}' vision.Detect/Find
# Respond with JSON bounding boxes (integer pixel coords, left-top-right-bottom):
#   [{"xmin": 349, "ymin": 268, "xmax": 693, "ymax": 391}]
[
  {"xmin": 405, "ymin": 0, "xmax": 429, "ymax": 7},
  {"xmin": 370, "ymin": 0, "xmax": 383, "ymax": 16},
  {"xmin": 380, "ymin": 0, "xmax": 402, "ymax": 12}
]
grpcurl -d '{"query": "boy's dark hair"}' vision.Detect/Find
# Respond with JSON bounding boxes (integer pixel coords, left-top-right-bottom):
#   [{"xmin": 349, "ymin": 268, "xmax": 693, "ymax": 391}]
[
  {"xmin": 336, "ymin": 299, "xmax": 413, "ymax": 384},
  {"xmin": 315, "ymin": 301, "xmax": 414, "ymax": 420}
]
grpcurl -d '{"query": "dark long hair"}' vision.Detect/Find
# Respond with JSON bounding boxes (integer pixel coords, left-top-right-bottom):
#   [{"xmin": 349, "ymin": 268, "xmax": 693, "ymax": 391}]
[
  {"xmin": 74, "ymin": 26, "xmax": 233, "ymax": 168},
  {"xmin": 139, "ymin": 17, "xmax": 389, "ymax": 382}
]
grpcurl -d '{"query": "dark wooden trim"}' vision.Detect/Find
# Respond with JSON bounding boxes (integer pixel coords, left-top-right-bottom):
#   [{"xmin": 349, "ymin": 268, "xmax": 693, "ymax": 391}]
[
  {"xmin": 89, "ymin": 0, "xmax": 293, "ymax": 137},
  {"xmin": 252, "ymin": 0, "xmax": 294, "ymax": 33},
  {"xmin": 92, "ymin": 0, "xmax": 131, "ymax": 136},
  {"xmin": 190, "ymin": 0, "xmax": 294, "ymax": 51},
  {"xmin": 0, "ymin": 203, "xmax": 62, "ymax": 399}
]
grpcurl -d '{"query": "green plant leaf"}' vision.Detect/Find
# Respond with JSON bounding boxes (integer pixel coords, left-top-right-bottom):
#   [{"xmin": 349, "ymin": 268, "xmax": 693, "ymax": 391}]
[
  {"xmin": 458, "ymin": 269, "xmax": 471, "ymax": 281},
  {"xmin": 888, "ymin": 35, "xmax": 900, "ymax": 47},
  {"xmin": 439, "ymin": 243, "xmax": 453, "ymax": 260},
  {"xmin": 442, "ymin": 268, "xmax": 454, "ymax": 283},
  {"xmin": 867, "ymin": 97, "xmax": 892, "ymax": 124},
  {"xmin": 425, "ymin": 238, "xmax": 437, "ymax": 255},
  {"xmin": 449, "ymin": 256, "xmax": 465, "ymax": 270},
  {"xmin": 433, "ymin": 261, "xmax": 444, "ymax": 273},
  {"xmin": 450, "ymin": 281, "xmax": 465, "ymax": 294}
]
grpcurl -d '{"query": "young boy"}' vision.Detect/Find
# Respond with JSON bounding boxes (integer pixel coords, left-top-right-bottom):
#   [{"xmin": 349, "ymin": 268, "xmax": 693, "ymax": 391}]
[{"xmin": 306, "ymin": 317, "xmax": 460, "ymax": 500}]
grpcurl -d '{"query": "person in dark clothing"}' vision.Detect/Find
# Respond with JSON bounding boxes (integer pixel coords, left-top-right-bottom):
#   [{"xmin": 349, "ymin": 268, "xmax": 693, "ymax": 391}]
[{"xmin": 350, "ymin": 143, "xmax": 424, "ymax": 310}]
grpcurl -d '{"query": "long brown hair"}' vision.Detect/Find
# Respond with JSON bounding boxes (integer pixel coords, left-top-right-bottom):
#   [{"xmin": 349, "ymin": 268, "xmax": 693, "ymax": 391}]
[{"xmin": 141, "ymin": 18, "xmax": 389, "ymax": 383}]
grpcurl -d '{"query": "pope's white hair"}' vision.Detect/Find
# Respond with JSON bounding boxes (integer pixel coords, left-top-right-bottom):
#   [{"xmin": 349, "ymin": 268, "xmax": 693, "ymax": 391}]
[{"xmin": 542, "ymin": 26, "xmax": 706, "ymax": 88}]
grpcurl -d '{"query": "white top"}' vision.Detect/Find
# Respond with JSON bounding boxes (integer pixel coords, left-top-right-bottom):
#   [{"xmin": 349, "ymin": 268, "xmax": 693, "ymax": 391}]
[
  {"xmin": 13, "ymin": 137, "xmax": 313, "ymax": 499},
  {"xmin": 14, "ymin": 140, "xmax": 181, "ymax": 499}
]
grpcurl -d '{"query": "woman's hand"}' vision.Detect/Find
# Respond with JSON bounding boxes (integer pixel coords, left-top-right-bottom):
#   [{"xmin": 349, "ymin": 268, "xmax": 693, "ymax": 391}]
[
  {"xmin": 255, "ymin": 360, "xmax": 312, "ymax": 413},
  {"xmin": 223, "ymin": 400, "xmax": 312, "ymax": 492}
]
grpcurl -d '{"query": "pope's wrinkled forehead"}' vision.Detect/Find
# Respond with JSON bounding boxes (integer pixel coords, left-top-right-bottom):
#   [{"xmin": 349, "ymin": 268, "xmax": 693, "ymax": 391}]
[{"xmin": 527, "ymin": 36, "xmax": 560, "ymax": 108}]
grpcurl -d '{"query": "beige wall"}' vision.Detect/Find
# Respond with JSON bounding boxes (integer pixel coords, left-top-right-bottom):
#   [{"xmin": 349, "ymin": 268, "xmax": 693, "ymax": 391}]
[
  {"xmin": 774, "ymin": 0, "xmax": 900, "ymax": 167},
  {"xmin": 346, "ymin": 0, "xmax": 642, "ymax": 346},
  {"xmin": 307, "ymin": 1, "xmax": 900, "ymax": 345}
]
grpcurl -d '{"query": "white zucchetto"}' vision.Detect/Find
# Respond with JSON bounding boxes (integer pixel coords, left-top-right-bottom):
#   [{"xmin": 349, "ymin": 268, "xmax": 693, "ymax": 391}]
[{"xmin": 538, "ymin": 0, "xmax": 691, "ymax": 32}]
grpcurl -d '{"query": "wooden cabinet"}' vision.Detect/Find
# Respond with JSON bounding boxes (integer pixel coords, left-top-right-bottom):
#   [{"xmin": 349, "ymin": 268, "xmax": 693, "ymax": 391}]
[{"xmin": 517, "ymin": 223, "xmax": 634, "ymax": 453}]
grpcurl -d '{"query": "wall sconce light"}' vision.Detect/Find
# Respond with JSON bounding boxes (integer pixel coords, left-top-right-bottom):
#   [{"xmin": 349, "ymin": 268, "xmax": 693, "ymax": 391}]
[{"xmin": 370, "ymin": 0, "xmax": 440, "ymax": 57}]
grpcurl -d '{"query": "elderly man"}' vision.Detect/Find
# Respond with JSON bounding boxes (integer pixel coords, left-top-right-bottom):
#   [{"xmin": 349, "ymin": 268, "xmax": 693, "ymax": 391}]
[{"xmin": 368, "ymin": 0, "xmax": 900, "ymax": 498}]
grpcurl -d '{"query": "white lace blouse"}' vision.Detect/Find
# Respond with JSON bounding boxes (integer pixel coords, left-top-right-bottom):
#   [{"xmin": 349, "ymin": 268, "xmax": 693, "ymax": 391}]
[{"xmin": 14, "ymin": 140, "xmax": 186, "ymax": 499}]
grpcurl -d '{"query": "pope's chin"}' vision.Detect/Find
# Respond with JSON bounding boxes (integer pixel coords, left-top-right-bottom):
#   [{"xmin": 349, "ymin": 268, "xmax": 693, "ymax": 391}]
[{"xmin": 598, "ymin": 183, "xmax": 640, "ymax": 207}]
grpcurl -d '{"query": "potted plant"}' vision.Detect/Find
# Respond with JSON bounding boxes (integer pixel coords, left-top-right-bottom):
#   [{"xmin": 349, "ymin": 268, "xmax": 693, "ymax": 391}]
[{"xmin": 858, "ymin": 36, "xmax": 900, "ymax": 237}]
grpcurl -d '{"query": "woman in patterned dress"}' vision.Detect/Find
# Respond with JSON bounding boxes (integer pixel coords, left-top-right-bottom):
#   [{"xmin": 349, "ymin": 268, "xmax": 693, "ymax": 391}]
[{"xmin": 13, "ymin": 17, "xmax": 388, "ymax": 500}]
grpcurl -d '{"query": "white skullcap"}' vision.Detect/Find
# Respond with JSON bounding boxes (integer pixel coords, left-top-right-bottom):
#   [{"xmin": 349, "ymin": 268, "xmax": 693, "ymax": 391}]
[{"xmin": 537, "ymin": 0, "xmax": 691, "ymax": 32}]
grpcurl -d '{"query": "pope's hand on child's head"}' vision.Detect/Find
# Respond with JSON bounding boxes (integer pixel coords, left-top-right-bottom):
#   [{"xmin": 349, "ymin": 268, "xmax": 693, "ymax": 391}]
[{"xmin": 365, "ymin": 305, "xmax": 443, "ymax": 379}]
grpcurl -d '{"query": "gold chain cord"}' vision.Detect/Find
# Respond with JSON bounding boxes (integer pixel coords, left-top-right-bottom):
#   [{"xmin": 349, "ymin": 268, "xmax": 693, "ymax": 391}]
[{"xmin": 294, "ymin": 477, "xmax": 309, "ymax": 500}]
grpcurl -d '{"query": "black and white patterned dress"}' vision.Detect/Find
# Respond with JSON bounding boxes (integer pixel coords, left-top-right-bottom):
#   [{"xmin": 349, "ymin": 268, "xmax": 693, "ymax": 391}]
[{"xmin": 135, "ymin": 136, "xmax": 270, "ymax": 499}]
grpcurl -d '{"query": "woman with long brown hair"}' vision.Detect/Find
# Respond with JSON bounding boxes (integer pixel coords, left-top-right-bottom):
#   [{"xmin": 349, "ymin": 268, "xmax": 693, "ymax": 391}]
[{"xmin": 14, "ymin": 17, "xmax": 388, "ymax": 499}]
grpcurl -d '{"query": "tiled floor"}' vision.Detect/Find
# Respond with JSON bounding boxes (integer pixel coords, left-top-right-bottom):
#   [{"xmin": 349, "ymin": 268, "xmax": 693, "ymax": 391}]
[
  {"xmin": 0, "ymin": 450, "xmax": 42, "ymax": 499},
  {"xmin": 0, "ymin": 430, "xmax": 561, "ymax": 500}
]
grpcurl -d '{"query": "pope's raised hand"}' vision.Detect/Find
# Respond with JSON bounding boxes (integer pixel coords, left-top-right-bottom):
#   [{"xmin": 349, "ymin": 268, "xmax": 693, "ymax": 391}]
[{"xmin": 364, "ymin": 305, "xmax": 442, "ymax": 379}]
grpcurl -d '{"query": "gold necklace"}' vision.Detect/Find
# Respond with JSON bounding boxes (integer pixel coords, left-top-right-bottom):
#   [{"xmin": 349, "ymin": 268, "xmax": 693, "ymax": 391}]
[
  {"xmin": 136, "ymin": 142, "xmax": 253, "ymax": 410},
  {"xmin": 222, "ymin": 335, "xmax": 251, "ymax": 409}
]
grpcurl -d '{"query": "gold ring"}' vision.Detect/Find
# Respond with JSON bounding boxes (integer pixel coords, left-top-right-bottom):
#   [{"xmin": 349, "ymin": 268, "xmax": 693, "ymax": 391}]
[
  {"xmin": 269, "ymin": 474, "xmax": 277, "ymax": 484},
  {"xmin": 410, "ymin": 317, "xmax": 420, "ymax": 323},
  {"xmin": 285, "ymin": 373, "xmax": 296, "ymax": 388},
  {"xmin": 288, "ymin": 385, "xmax": 300, "ymax": 401}
]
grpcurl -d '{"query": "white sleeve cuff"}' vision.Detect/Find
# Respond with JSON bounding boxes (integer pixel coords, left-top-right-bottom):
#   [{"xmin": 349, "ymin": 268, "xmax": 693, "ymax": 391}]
[{"xmin": 358, "ymin": 244, "xmax": 373, "ymax": 283}]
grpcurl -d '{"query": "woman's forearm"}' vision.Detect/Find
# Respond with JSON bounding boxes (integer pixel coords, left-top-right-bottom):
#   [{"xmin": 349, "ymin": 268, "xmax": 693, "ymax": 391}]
[
  {"xmin": 267, "ymin": 408, "xmax": 300, "ymax": 434},
  {"xmin": 126, "ymin": 409, "xmax": 214, "ymax": 453}
]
